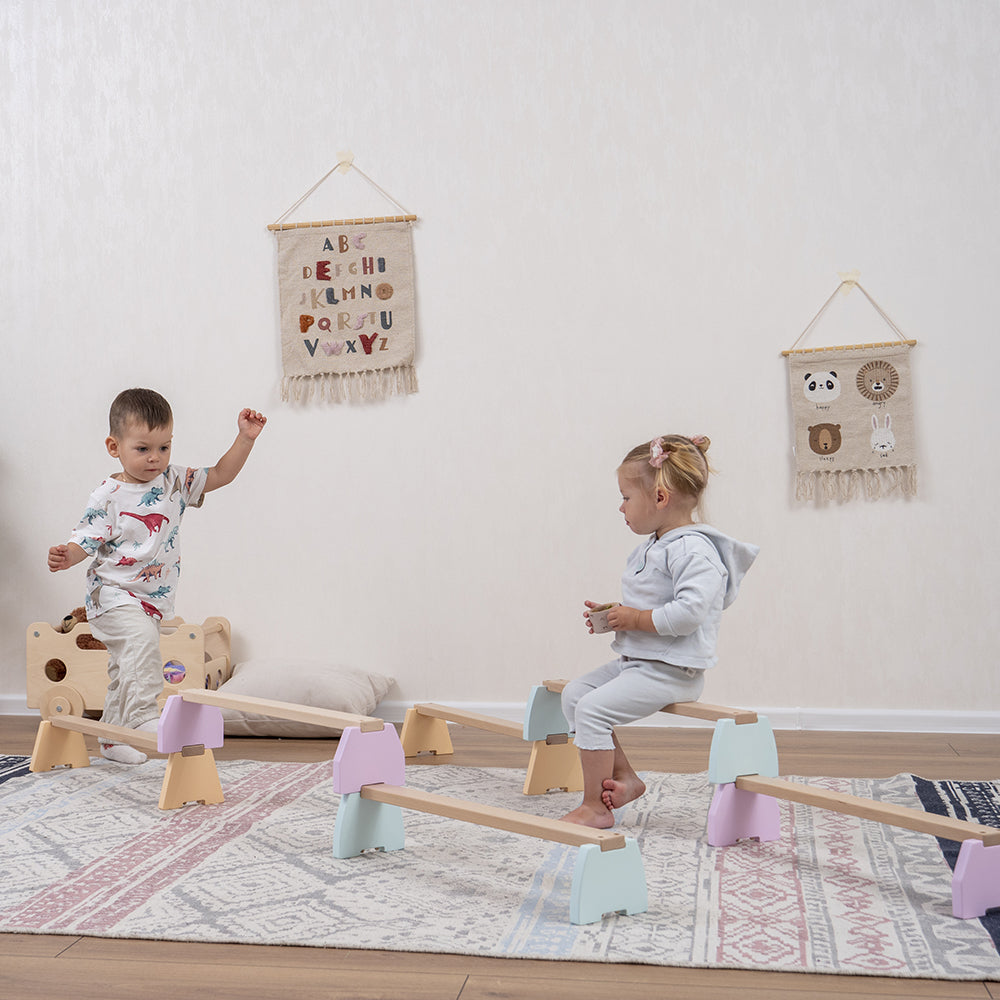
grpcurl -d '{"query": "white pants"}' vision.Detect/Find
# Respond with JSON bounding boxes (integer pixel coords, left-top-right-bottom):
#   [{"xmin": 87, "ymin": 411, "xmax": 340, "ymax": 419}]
[
  {"xmin": 89, "ymin": 605, "xmax": 163, "ymax": 733},
  {"xmin": 561, "ymin": 657, "xmax": 705, "ymax": 751}
]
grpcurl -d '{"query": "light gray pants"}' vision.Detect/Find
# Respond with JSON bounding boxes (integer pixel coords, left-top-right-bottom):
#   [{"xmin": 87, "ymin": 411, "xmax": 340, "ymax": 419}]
[
  {"xmin": 89, "ymin": 605, "xmax": 163, "ymax": 733},
  {"xmin": 561, "ymin": 656, "xmax": 705, "ymax": 751}
]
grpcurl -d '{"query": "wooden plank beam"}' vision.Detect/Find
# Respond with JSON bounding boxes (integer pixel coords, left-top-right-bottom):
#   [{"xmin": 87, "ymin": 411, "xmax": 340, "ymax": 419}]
[
  {"xmin": 412, "ymin": 703, "xmax": 523, "ymax": 739},
  {"xmin": 47, "ymin": 715, "xmax": 159, "ymax": 754},
  {"xmin": 180, "ymin": 689, "xmax": 385, "ymax": 733},
  {"xmin": 359, "ymin": 782, "xmax": 626, "ymax": 852},
  {"xmin": 736, "ymin": 774, "xmax": 1000, "ymax": 847},
  {"xmin": 541, "ymin": 681, "xmax": 757, "ymax": 725}
]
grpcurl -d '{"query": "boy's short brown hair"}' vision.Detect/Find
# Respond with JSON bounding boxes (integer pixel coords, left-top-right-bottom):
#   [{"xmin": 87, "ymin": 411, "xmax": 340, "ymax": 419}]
[{"xmin": 109, "ymin": 388, "xmax": 173, "ymax": 436}]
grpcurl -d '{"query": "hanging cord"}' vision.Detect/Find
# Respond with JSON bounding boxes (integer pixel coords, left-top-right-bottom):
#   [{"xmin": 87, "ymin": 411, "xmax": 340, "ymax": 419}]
[
  {"xmin": 272, "ymin": 153, "xmax": 413, "ymax": 228},
  {"xmin": 783, "ymin": 279, "xmax": 915, "ymax": 356}
]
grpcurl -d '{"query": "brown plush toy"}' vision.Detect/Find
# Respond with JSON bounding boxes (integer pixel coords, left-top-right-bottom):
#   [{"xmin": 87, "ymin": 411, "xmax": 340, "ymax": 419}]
[{"xmin": 57, "ymin": 607, "xmax": 107, "ymax": 650}]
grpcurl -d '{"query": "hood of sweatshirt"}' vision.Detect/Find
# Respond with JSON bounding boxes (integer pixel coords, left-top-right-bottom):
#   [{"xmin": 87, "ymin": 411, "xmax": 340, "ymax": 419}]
[{"xmin": 657, "ymin": 524, "xmax": 759, "ymax": 608}]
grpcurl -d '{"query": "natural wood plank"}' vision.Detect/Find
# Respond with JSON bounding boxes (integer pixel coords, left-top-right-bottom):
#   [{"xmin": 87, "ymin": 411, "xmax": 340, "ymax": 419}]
[
  {"xmin": 736, "ymin": 774, "xmax": 1000, "ymax": 845},
  {"xmin": 412, "ymin": 703, "xmax": 523, "ymax": 739},
  {"xmin": 45, "ymin": 715, "xmax": 158, "ymax": 753},
  {"xmin": 180, "ymin": 688, "xmax": 384, "ymax": 732},
  {"xmin": 360, "ymin": 782, "xmax": 625, "ymax": 850}
]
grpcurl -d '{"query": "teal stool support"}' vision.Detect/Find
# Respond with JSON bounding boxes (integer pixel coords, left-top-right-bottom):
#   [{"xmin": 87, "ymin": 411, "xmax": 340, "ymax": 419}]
[
  {"xmin": 523, "ymin": 684, "xmax": 572, "ymax": 741},
  {"xmin": 707, "ymin": 716, "xmax": 778, "ymax": 784},
  {"xmin": 333, "ymin": 792, "xmax": 406, "ymax": 859},
  {"xmin": 569, "ymin": 838, "xmax": 647, "ymax": 925}
]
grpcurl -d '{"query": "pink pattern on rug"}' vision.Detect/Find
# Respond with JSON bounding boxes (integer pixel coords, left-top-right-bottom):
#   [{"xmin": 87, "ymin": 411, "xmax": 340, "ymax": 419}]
[
  {"xmin": 712, "ymin": 777, "xmax": 910, "ymax": 973},
  {"xmin": 5, "ymin": 761, "xmax": 329, "ymax": 933}
]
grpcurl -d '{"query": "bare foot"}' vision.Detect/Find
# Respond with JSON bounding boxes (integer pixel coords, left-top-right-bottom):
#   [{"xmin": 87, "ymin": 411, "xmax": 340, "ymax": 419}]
[
  {"xmin": 559, "ymin": 802, "xmax": 615, "ymax": 829},
  {"xmin": 601, "ymin": 775, "xmax": 646, "ymax": 811}
]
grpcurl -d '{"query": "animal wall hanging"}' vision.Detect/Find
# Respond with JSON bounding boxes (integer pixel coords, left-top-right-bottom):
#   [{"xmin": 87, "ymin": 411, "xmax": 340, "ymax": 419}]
[
  {"xmin": 784, "ymin": 275, "xmax": 917, "ymax": 502},
  {"xmin": 269, "ymin": 153, "xmax": 419, "ymax": 403}
]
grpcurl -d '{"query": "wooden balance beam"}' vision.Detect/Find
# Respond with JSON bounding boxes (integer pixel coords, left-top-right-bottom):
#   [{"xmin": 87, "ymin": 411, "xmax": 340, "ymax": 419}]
[
  {"xmin": 179, "ymin": 688, "xmax": 386, "ymax": 733},
  {"xmin": 360, "ymin": 783, "xmax": 625, "ymax": 851},
  {"xmin": 542, "ymin": 678, "xmax": 760, "ymax": 725},
  {"xmin": 733, "ymin": 774, "xmax": 1000, "ymax": 847},
  {"xmin": 331, "ymin": 724, "xmax": 647, "ymax": 924},
  {"xmin": 29, "ymin": 696, "xmax": 227, "ymax": 810}
]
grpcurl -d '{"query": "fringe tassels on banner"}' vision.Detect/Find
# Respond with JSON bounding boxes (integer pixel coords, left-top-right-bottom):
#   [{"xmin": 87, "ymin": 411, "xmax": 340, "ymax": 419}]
[
  {"xmin": 281, "ymin": 365, "xmax": 419, "ymax": 404},
  {"xmin": 795, "ymin": 465, "xmax": 918, "ymax": 502}
]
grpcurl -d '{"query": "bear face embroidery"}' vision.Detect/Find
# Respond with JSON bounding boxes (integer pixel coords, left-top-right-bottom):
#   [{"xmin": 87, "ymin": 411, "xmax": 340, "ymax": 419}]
[
  {"xmin": 856, "ymin": 360, "xmax": 899, "ymax": 402},
  {"xmin": 807, "ymin": 423, "xmax": 842, "ymax": 455},
  {"xmin": 803, "ymin": 371, "xmax": 841, "ymax": 404}
]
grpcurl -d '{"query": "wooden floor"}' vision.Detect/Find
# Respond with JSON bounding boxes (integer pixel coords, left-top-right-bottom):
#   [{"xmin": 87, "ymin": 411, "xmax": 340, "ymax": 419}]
[{"xmin": 2, "ymin": 714, "xmax": 998, "ymax": 1000}]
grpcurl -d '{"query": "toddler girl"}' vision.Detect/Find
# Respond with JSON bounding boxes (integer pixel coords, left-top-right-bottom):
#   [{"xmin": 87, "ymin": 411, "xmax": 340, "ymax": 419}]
[{"xmin": 560, "ymin": 434, "xmax": 758, "ymax": 828}]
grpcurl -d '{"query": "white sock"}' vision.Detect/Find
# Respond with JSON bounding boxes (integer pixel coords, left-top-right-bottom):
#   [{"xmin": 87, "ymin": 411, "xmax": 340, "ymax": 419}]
[{"xmin": 100, "ymin": 742, "xmax": 148, "ymax": 765}]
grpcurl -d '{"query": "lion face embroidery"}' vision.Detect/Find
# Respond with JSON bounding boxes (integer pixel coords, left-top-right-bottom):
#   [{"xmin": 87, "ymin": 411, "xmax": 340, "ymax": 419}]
[{"xmin": 856, "ymin": 360, "xmax": 899, "ymax": 402}]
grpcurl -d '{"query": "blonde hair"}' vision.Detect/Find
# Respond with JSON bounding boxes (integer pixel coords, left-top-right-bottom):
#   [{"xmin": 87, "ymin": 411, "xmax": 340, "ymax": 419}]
[{"xmin": 619, "ymin": 434, "xmax": 713, "ymax": 504}]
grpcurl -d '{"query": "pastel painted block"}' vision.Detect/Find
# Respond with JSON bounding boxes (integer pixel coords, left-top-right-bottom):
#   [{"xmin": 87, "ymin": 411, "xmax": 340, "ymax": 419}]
[
  {"xmin": 706, "ymin": 781, "xmax": 782, "ymax": 846},
  {"xmin": 952, "ymin": 840, "xmax": 1000, "ymax": 919},
  {"xmin": 333, "ymin": 792, "xmax": 406, "ymax": 859},
  {"xmin": 158, "ymin": 694, "xmax": 224, "ymax": 753},
  {"xmin": 332, "ymin": 724, "xmax": 406, "ymax": 794},
  {"xmin": 707, "ymin": 716, "xmax": 778, "ymax": 784},
  {"xmin": 569, "ymin": 838, "xmax": 648, "ymax": 925},
  {"xmin": 522, "ymin": 684, "xmax": 572, "ymax": 741}
]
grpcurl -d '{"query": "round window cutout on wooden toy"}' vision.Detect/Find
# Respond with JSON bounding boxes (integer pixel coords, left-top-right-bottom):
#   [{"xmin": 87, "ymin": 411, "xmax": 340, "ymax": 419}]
[{"xmin": 163, "ymin": 660, "xmax": 186, "ymax": 684}]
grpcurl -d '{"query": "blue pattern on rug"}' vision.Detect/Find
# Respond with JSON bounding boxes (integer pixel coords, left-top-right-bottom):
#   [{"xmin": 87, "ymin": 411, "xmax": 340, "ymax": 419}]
[
  {"xmin": 0, "ymin": 756, "xmax": 31, "ymax": 786},
  {"xmin": 913, "ymin": 776, "xmax": 1000, "ymax": 950}
]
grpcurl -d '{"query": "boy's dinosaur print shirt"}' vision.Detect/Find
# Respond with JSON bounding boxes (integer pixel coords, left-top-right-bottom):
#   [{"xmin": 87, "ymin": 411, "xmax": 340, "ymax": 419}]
[{"xmin": 68, "ymin": 464, "xmax": 208, "ymax": 621}]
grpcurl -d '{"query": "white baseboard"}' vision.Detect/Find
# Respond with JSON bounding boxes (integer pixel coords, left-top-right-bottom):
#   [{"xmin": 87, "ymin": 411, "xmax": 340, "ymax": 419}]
[{"xmin": 5, "ymin": 695, "xmax": 999, "ymax": 735}]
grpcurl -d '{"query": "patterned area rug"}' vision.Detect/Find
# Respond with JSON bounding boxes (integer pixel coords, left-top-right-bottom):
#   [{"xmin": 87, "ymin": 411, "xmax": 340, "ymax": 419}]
[{"xmin": 1, "ymin": 754, "xmax": 999, "ymax": 979}]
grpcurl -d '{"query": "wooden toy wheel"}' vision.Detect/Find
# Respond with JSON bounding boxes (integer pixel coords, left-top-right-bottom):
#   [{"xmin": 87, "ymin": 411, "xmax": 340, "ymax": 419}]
[{"xmin": 41, "ymin": 685, "xmax": 85, "ymax": 720}]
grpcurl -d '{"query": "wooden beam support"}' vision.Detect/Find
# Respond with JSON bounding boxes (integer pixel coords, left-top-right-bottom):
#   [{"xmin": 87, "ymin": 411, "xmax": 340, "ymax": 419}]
[
  {"xmin": 180, "ymin": 688, "xmax": 385, "ymax": 733},
  {"xmin": 735, "ymin": 774, "xmax": 1000, "ymax": 847},
  {"xmin": 359, "ymin": 783, "xmax": 626, "ymax": 852}
]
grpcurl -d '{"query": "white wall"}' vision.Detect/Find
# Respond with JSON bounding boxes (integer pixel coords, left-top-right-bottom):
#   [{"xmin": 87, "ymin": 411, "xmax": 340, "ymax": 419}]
[{"xmin": 3, "ymin": 0, "xmax": 998, "ymax": 729}]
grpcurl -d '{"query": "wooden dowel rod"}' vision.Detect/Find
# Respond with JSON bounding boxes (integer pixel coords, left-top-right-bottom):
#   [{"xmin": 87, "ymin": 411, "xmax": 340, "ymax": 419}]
[
  {"xmin": 267, "ymin": 215, "xmax": 417, "ymax": 231},
  {"xmin": 736, "ymin": 774, "xmax": 1000, "ymax": 847},
  {"xmin": 781, "ymin": 339, "xmax": 917, "ymax": 357},
  {"xmin": 48, "ymin": 716, "xmax": 159, "ymax": 753},
  {"xmin": 360, "ymin": 783, "xmax": 626, "ymax": 852},
  {"xmin": 180, "ymin": 689, "xmax": 385, "ymax": 732},
  {"xmin": 412, "ymin": 703, "xmax": 523, "ymax": 739}
]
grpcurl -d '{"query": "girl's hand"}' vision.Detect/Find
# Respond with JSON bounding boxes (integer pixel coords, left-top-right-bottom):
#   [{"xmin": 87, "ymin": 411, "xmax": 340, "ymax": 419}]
[
  {"xmin": 582, "ymin": 600, "xmax": 601, "ymax": 634},
  {"xmin": 607, "ymin": 605, "xmax": 655, "ymax": 633},
  {"xmin": 238, "ymin": 409, "xmax": 267, "ymax": 440}
]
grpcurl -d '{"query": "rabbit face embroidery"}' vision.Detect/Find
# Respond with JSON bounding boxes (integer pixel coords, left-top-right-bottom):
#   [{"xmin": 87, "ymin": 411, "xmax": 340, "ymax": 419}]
[{"xmin": 871, "ymin": 414, "xmax": 895, "ymax": 456}]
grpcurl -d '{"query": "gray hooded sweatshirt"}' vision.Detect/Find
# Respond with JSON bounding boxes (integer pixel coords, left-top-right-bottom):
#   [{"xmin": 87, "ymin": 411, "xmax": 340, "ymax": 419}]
[{"xmin": 610, "ymin": 525, "xmax": 759, "ymax": 670}]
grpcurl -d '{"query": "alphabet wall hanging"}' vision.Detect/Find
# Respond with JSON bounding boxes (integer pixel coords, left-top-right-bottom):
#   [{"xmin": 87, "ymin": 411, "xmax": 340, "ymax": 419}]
[
  {"xmin": 784, "ymin": 275, "xmax": 918, "ymax": 502},
  {"xmin": 269, "ymin": 153, "xmax": 419, "ymax": 403}
]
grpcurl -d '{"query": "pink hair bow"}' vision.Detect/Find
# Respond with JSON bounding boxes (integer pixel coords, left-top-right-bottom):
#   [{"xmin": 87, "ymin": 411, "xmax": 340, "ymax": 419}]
[{"xmin": 649, "ymin": 438, "xmax": 669, "ymax": 468}]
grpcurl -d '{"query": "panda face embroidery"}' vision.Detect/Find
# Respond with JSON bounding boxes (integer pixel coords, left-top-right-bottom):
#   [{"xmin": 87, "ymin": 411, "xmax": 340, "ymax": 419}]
[
  {"xmin": 803, "ymin": 371, "xmax": 841, "ymax": 404},
  {"xmin": 856, "ymin": 360, "xmax": 899, "ymax": 402}
]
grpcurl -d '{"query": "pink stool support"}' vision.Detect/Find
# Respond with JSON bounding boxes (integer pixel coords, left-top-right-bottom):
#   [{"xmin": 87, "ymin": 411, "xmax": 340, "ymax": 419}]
[
  {"xmin": 158, "ymin": 694, "xmax": 225, "ymax": 753},
  {"xmin": 952, "ymin": 839, "xmax": 1000, "ymax": 919},
  {"xmin": 332, "ymin": 724, "xmax": 406, "ymax": 794},
  {"xmin": 707, "ymin": 781, "xmax": 782, "ymax": 846}
]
